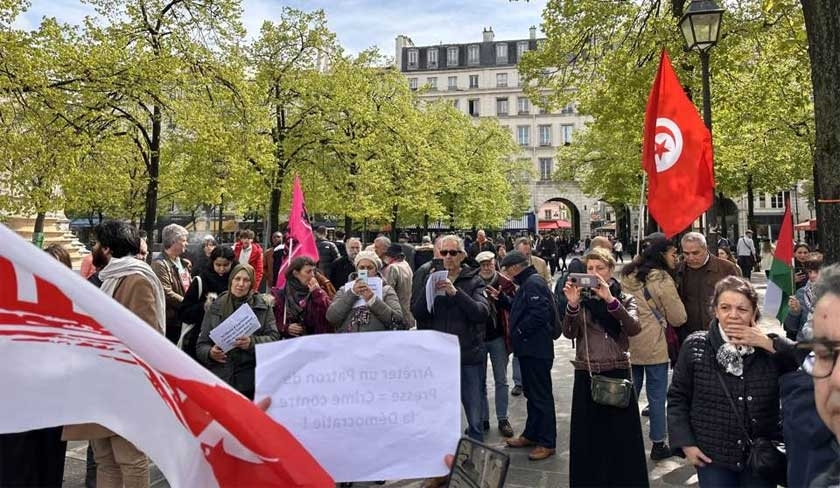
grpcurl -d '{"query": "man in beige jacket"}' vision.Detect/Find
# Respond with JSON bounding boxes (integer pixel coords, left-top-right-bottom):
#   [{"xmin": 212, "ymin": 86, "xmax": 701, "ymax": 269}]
[{"xmin": 64, "ymin": 220, "xmax": 166, "ymax": 488}]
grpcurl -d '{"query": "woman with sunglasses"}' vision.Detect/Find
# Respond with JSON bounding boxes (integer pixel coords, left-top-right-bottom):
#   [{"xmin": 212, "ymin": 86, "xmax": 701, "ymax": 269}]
[{"xmin": 668, "ymin": 276, "xmax": 798, "ymax": 487}]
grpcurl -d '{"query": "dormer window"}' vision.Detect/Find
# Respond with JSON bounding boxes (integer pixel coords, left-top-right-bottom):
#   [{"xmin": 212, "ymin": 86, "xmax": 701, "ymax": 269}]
[{"xmin": 407, "ymin": 49, "xmax": 418, "ymax": 69}]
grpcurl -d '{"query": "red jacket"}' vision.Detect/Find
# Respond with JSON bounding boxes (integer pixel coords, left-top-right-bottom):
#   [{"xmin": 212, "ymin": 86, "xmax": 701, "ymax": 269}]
[{"xmin": 233, "ymin": 242, "xmax": 264, "ymax": 291}]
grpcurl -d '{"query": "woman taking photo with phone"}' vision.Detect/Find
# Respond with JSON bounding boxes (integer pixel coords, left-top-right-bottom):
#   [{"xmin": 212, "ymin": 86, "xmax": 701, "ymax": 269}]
[
  {"xmin": 326, "ymin": 251, "xmax": 404, "ymax": 332},
  {"xmin": 561, "ymin": 247, "xmax": 648, "ymax": 487},
  {"xmin": 667, "ymin": 276, "xmax": 798, "ymax": 487}
]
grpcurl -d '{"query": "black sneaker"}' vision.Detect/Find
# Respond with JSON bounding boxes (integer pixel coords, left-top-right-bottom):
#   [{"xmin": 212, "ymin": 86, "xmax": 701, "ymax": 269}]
[
  {"xmin": 498, "ymin": 419, "xmax": 514, "ymax": 438},
  {"xmin": 641, "ymin": 405, "xmax": 650, "ymax": 417},
  {"xmin": 511, "ymin": 385, "xmax": 523, "ymax": 396},
  {"xmin": 482, "ymin": 420, "xmax": 490, "ymax": 431},
  {"xmin": 650, "ymin": 442, "xmax": 673, "ymax": 461}
]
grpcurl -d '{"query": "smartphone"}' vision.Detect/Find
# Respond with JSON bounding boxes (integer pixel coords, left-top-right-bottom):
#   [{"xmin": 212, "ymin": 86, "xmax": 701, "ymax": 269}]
[
  {"xmin": 568, "ymin": 273, "xmax": 601, "ymax": 288},
  {"xmin": 357, "ymin": 269, "xmax": 368, "ymax": 283},
  {"xmin": 447, "ymin": 437, "xmax": 509, "ymax": 488},
  {"xmin": 432, "ymin": 258, "xmax": 444, "ymax": 271}
]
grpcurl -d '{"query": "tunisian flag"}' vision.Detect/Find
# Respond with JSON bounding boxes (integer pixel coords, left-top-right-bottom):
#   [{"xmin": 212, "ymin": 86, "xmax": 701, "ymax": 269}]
[
  {"xmin": 276, "ymin": 176, "xmax": 320, "ymax": 288},
  {"xmin": 0, "ymin": 225, "xmax": 332, "ymax": 487},
  {"xmin": 643, "ymin": 50, "xmax": 715, "ymax": 237}
]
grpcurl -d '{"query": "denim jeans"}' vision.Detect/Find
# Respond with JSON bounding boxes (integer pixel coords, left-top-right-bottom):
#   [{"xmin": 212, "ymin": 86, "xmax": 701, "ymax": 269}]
[
  {"xmin": 632, "ymin": 363, "xmax": 669, "ymax": 443},
  {"xmin": 480, "ymin": 336, "xmax": 509, "ymax": 422},
  {"xmin": 512, "ymin": 355, "xmax": 522, "ymax": 387},
  {"xmin": 697, "ymin": 464, "xmax": 775, "ymax": 488},
  {"xmin": 461, "ymin": 363, "xmax": 485, "ymax": 442}
]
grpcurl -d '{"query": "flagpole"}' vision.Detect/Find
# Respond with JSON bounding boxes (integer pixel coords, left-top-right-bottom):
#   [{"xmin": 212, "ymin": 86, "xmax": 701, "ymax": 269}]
[
  {"xmin": 283, "ymin": 240, "xmax": 294, "ymax": 328},
  {"xmin": 637, "ymin": 172, "xmax": 647, "ymax": 257}
]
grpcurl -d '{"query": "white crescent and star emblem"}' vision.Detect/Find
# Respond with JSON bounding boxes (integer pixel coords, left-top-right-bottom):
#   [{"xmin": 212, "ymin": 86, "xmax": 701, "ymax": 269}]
[{"xmin": 653, "ymin": 117, "xmax": 683, "ymax": 173}]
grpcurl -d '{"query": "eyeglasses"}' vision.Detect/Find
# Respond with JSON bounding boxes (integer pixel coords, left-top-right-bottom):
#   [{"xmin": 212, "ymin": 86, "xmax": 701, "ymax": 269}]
[
  {"xmin": 797, "ymin": 340, "xmax": 840, "ymax": 379},
  {"xmin": 440, "ymin": 250, "xmax": 460, "ymax": 257}
]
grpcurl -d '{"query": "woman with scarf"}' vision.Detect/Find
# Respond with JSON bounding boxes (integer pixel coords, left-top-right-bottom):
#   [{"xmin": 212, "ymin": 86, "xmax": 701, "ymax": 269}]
[
  {"xmin": 178, "ymin": 246, "xmax": 235, "ymax": 359},
  {"xmin": 668, "ymin": 276, "xmax": 798, "ymax": 487},
  {"xmin": 785, "ymin": 258, "xmax": 823, "ymax": 341},
  {"xmin": 197, "ymin": 263, "xmax": 280, "ymax": 399},
  {"xmin": 272, "ymin": 256, "xmax": 332, "ymax": 338},
  {"xmin": 326, "ymin": 251, "xmax": 404, "ymax": 333},
  {"xmin": 561, "ymin": 247, "xmax": 648, "ymax": 487}
]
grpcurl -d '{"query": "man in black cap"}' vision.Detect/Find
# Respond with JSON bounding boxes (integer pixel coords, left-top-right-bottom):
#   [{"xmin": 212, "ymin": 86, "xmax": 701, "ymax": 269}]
[
  {"xmin": 383, "ymin": 243, "xmax": 414, "ymax": 328},
  {"xmin": 496, "ymin": 250, "xmax": 557, "ymax": 461}
]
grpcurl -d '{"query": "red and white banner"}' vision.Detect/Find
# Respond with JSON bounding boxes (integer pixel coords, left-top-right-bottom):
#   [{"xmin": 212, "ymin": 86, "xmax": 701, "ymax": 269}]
[
  {"xmin": 0, "ymin": 224, "xmax": 332, "ymax": 487},
  {"xmin": 276, "ymin": 176, "xmax": 319, "ymax": 288}
]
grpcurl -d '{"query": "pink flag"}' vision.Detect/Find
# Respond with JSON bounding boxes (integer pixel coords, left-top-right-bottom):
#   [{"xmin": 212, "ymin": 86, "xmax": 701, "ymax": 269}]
[
  {"xmin": 276, "ymin": 176, "xmax": 319, "ymax": 288},
  {"xmin": 0, "ymin": 225, "xmax": 333, "ymax": 487}
]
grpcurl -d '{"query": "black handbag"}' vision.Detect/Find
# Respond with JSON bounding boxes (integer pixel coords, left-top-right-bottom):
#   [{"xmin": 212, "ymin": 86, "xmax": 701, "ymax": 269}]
[
  {"xmin": 715, "ymin": 371, "xmax": 788, "ymax": 486},
  {"xmin": 582, "ymin": 309, "xmax": 633, "ymax": 408}
]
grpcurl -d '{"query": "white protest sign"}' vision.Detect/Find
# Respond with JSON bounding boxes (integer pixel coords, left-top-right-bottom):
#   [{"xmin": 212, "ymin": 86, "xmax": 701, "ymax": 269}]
[
  {"xmin": 208, "ymin": 303, "xmax": 261, "ymax": 352},
  {"xmin": 425, "ymin": 270, "xmax": 449, "ymax": 313},
  {"xmin": 341, "ymin": 276, "xmax": 384, "ymax": 308},
  {"xmin": 255, "ymin": 330, "xmax": 461, "ymax": 482}
]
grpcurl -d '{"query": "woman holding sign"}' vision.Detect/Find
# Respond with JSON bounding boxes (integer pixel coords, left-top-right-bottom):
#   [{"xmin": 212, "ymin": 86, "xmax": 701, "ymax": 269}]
[
  {"xmin": 197, "ymin": 263, "xmax": 281, "ymax": 399},
  {"xmin": 326, "ymin": 250, "xmax": 404, "ymax": 332}
]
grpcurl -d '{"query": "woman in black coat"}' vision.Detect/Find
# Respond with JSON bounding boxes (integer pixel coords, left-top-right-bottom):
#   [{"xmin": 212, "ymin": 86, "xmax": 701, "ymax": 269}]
[
  {"xmin": 667, "ymin": 276, "xmax": 798, "ymax": 487},
  {"xmin": 178, "ymin": 245, "xmax": 234, "ymax": 359}
]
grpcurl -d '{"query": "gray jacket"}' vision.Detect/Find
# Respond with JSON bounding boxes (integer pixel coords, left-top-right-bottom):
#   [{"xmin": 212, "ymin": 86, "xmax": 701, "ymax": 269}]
[
  {"xmin": 196, "ymin": 293, "xmax": 280, "ymax": 397},
  {"xmin": 326, "ymin": 283, "xmax": 405, "ymax": 333}
]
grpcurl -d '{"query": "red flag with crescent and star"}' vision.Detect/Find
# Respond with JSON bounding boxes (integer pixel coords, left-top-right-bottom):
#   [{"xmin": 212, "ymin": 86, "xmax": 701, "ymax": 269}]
[{"xmin": 642, "ymin": 50, "xmax": 715, "ymax": 238}]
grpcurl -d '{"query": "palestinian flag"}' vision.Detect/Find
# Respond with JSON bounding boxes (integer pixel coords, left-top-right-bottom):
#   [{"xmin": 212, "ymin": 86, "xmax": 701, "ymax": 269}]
[{"xmin": 764, "ymin": 203, "xmax": 795, "ymax": 322}]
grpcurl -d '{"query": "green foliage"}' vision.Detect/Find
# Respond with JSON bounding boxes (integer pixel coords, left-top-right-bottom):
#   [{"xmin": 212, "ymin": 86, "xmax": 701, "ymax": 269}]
[{"xmin": 519, "ymin": 0, "xmax": 813, "ymax": 204}]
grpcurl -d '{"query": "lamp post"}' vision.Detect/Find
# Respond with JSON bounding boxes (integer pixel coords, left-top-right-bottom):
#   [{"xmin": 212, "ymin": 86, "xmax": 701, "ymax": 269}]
[{"xmin": 679, "ymin": 0, "xmax": 724, "ymax": 239}]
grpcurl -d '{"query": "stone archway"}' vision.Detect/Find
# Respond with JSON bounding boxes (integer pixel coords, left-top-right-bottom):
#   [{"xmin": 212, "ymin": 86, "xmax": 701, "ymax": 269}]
[{"xmin": 537, "ymin": 197, "xmax": 582, "ymax": 239}]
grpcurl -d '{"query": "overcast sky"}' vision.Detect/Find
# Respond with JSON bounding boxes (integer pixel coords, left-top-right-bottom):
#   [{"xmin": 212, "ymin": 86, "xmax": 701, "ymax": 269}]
[{"xmin": 14, "ymin": 0, "xmax": 548, "ymax": 58}]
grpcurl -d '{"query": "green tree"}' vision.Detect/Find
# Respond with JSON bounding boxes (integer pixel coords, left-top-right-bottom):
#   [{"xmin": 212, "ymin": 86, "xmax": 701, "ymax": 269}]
[{"xmin": 519, "ymin": 0, "xmax": 813, "ymax": 219}]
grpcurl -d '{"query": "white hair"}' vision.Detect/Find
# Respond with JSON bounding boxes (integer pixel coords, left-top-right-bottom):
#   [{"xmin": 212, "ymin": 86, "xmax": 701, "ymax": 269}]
[
  {"xmin": 440, "ymin": 234, "xmax": 465, "ymax": 252},
  {"xmin": 161, "ymin": 224, "xmax": 188, "ymax": 249},
  {"xmin": 681, "ymin": 232, "xmax": 707, "ymax": 249}
]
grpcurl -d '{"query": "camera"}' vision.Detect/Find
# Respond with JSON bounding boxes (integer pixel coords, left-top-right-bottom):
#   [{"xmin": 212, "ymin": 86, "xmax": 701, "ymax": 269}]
[
  {"xmin": 357, "ymin": 269, "xmax": 368, "ymax": 283},
  {"xmin": 568, "ymin": 273, "xmax": 600, "ymax": 288}
]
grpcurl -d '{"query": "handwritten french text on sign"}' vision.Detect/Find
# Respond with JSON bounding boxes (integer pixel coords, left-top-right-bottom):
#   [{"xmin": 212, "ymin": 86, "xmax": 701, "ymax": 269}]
[
  {"xmin": 209, "ymin": 304, "xmax": 261, "ymax": 353},
  {"xmin": 255, "ymin": 331, "xmax": 461, "ymax": 482}
]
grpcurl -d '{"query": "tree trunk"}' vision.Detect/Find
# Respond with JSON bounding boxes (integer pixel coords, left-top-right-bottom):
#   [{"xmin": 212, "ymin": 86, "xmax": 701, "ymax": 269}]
[
  {"xmin": 801, "ymin": 0, "xmax": 840, "ymax": 262},
  {"xmin": 32, "ymin": 212, "xmax": 46, "ymax": 248},
  {"xmin": 344, "ymin": 214, "xmax": 353, "ymax": 238},
  {"xmin": 391, "ymin": 204, "xmax": 399, "ymax": 242},
  {"xmin": 423, "ymin": 213, "xmax": 429, "ymax": 237},
  {"xmin": 143, "ymin": 104, "xmax": 162, "ymax": 242},
  {"xmin": 746, "ymin": 174, "xmax": 755, "ymax": 236}
]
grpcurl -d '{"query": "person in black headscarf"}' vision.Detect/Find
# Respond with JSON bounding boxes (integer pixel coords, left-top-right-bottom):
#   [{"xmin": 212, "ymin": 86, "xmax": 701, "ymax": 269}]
[
  {"xmin": 196, "ymin": 263, "xmax": 280, "ymax": 399},
  {"xmin": 178, "ymin": 246, "xmax": 235, "ymax": 360},
  {"xmin": 561, "ymin": 247, "xmax": 648, "ymax": 487}
]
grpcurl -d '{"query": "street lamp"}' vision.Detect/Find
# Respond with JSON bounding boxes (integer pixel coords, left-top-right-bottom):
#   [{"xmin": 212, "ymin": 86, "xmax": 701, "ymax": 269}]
[{"xmin": 679, "ymin": 0, "xmax": 724, "ymax": 238}]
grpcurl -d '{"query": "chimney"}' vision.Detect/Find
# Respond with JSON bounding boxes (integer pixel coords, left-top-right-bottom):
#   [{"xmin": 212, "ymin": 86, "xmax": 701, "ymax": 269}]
[
  {"xmin": 529, "ymin": 26, "xmax": 537, "ymax": 40},
  {"xmin": 483, "ymin": 27, "xmax": 495, "ymax": 43}
]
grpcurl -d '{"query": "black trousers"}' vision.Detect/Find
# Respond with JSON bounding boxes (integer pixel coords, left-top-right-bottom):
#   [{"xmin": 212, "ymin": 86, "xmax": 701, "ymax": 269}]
[
  {"xmin": 519, "ymin": 355, "xmax": 557, "ymax": 449},
  {"xmin": 737, "ymin": 255, "xmax": 753, "ymax": 280}
]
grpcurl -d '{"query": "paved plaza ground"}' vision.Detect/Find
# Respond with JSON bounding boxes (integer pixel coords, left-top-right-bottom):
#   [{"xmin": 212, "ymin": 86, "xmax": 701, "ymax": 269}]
[{"xmin": 59, "ymin": 264, "xmax": 782, "ymax": 488}]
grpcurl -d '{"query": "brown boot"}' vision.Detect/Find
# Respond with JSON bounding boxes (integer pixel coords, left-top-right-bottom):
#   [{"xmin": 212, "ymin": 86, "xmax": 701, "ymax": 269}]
[
  {"xmin": 528, "ymin": 446, "xmax": 556, "ymax": 461},
  {"xmin": 505, "ymin": 436, "xmax": 535, "ymax": 448}
]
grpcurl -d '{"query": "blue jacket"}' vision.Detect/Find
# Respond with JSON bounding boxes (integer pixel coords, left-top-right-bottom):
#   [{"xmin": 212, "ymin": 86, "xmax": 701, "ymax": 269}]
[
  {"xmin": 783, "ymin": 285, "xmax": 811, "ymax": 339},
  {"xmin": 412, "ymin": 265, "xmax": 490, "ymax": 365},
  {"xmin": 503, "ymin": 266, "xmax": 554, "ymax": 359}
]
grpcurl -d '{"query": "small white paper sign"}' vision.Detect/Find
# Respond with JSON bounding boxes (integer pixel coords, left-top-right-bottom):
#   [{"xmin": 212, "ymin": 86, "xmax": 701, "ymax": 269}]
[
  {"xmin": 208, "ymin": 303, "xmax": 261, "ymax": 352},
  {"xmin": 255, "ymin": 330, "xmax": 461, "ymax": 482},
  {"xmin": 425, "ymin": 270, "xmax": 449, "ymax": 313},
  {"xmin": 341, "ymin": 277, "xmax": 384, "ymax": 308}
]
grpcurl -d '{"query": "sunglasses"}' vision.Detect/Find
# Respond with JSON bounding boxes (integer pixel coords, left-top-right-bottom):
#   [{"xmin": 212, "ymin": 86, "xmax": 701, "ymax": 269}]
[{"xmin": 440, "ymin": 250, "xmax": 461, "ymax": 256}]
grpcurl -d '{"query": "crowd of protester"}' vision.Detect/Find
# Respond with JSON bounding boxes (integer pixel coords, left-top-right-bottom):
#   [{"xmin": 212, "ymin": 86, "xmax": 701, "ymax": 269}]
[{"xmin": 2, "ymin": 220, "xmax": 838, "ymax": 488}]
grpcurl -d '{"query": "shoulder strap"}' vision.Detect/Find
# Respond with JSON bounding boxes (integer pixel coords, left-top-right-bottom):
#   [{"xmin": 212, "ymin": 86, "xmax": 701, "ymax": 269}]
[
  {"xmin": 194, "ymin": 275, "xmax": 202, "ymax": 298},
  {"xmin": 714, "ymin": 370, "xmax": 753, "ymax": 444},
  {"xmin": 643, "ymin": 286, "xmax": 667, "ymax": 327}
]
